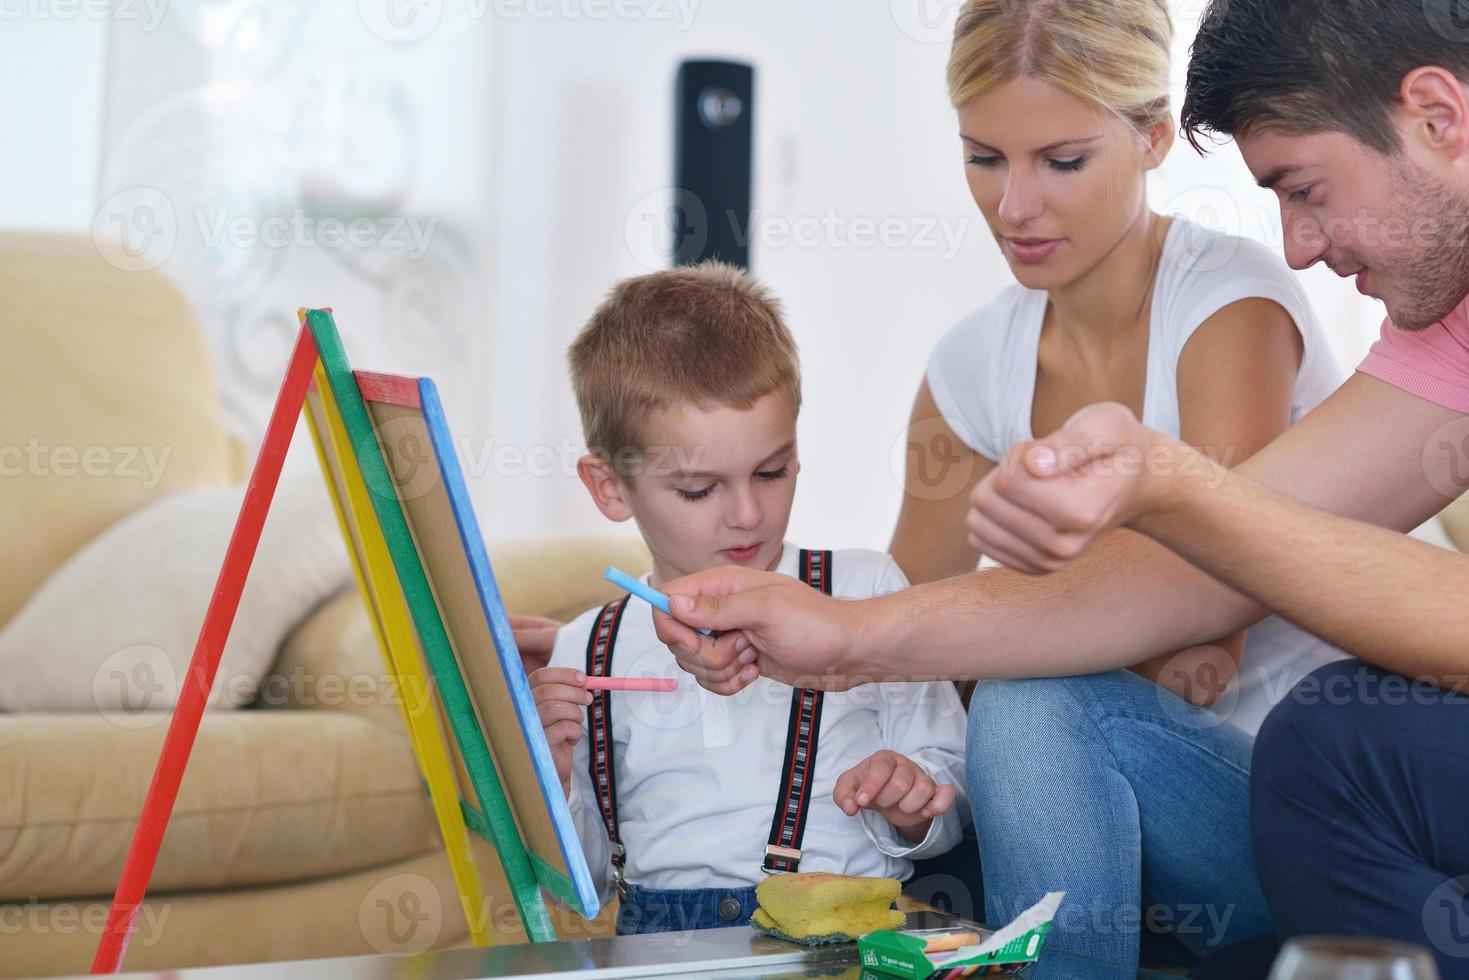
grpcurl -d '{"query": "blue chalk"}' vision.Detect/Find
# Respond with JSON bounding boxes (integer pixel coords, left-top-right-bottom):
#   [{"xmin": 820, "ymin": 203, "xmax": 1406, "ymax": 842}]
[{"xmin": 604, "ymin": 567, "xmax": 713, "ymax": 636}]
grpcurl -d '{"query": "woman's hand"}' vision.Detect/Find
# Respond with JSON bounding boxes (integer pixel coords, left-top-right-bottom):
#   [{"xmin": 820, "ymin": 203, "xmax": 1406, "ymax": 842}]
[
  {"xmin": 966, "ymin": 402, "xmax": 1187, "ymax": 573},
  {"xmin": 511, "ymin": 615, "xmax": 565, "ymax": 674},
  {"xmin": 529, "ymin": 666, "xmax": 590, "ymax": 796},
  {"xmin": 833, "ymin": 749, "xmax": 956, "ymax": 842},
  {"xmin": 652, "ymin": 565, "xmax": 866, "ymax": 695}
]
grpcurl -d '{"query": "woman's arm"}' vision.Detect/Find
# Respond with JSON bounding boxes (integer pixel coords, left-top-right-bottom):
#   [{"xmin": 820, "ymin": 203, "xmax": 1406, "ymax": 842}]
[
  {"xmin": 889, "ymin": 380, "xmax": 995, "ymax": 584},
  {"xmin": 1130, "ymin": 297, "xmax": 1306, "ymax": 704}
]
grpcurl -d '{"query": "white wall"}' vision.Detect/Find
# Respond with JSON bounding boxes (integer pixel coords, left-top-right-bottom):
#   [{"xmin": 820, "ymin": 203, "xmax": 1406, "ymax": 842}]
[{"xmin": 480, "ymin": 0, "xmax": 1386, "ymax": 550}]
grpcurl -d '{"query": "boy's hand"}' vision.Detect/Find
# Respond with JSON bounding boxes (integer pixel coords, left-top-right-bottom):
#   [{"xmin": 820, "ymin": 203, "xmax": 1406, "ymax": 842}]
[
  {"xmin": 530, "ymin": 666, "xmax": 591, "ymax": 796},
  {"xmin": 834, "ymin": 750, "xmax": 956, "ymax": 842},
  {"xmin": 512, "ymin": 615, "xmax": 565, "ymax": 674}
]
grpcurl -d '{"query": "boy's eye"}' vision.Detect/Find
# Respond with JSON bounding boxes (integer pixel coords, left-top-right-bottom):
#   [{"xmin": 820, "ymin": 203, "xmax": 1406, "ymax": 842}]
[
  {"xmin": 756, "ymin": 465, "xmax": 790, "ymax": 481},
  {"xmin": 676, "ymin": 484, "xmax": 714, "ymax": 502},
  {"xmin": 967, "ymin": 153, "xmax": 1001, "ymax": 168},
  {"xmin": 1048, "ymin": 155, "xmax": 1086, "ymax": 173}
]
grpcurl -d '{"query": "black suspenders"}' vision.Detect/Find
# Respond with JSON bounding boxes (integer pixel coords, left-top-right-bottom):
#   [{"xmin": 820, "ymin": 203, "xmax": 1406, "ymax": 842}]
[
  {"xmin": 762, "ymin": 549, "xmax": 832, "ymax": 873},
  {"xmin": 585, "ymin": 596, "xmax": 631, "ymax": 892},
  {"xmin": 585, "ymin": 550, "xmax": 835, "ymax": 891}
]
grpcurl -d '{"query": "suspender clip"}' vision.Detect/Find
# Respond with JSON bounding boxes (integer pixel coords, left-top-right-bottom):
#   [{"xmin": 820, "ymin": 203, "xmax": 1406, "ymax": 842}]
[{"xmin": 762, "ymin": 844, "xmax": 802, "ymax": 874}]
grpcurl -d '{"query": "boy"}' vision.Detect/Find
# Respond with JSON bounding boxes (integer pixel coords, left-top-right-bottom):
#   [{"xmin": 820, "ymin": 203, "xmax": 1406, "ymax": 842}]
[{"xmin": 531, "ymin": 261, "xmax": 967, "ymax": 936}]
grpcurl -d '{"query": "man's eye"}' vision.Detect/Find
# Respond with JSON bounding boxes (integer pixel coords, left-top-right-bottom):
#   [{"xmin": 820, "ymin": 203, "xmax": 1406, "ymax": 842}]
[{"xmin": 1286, "ymin": 187, "xmax": 1313, "ymax": 205}]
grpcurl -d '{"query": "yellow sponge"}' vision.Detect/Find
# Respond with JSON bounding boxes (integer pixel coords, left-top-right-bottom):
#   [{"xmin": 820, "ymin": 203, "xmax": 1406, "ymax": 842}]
[{"xmin": 751, "ymin": 872, "xmax": 905, "ymax": 945}]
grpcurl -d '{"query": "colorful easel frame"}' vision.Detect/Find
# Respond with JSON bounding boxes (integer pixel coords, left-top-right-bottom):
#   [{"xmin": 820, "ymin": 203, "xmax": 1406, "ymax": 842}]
[{"xmin": 91, "ymin": 309, "xmax": 596, "ymax": 972}]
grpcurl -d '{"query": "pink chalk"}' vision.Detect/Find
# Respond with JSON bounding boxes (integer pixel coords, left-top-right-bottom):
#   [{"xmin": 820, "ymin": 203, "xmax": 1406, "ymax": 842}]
[{"xmin": 583, "ymin": 677, "xmax": 678, "ymax": 693}]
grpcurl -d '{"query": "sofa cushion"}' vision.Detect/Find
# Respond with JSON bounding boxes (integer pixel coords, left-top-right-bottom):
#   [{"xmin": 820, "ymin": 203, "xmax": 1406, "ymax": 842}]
[
  {"xmin": 0, "ymin": 711, "xmax": 436, "ymax": 901},
  {"xmin": 0, "ymin": 233, "xmax": 237, "ymax": 632},
  {"xmin": 0, "ymin": 479, "xmax": 351, "ymax": 711}
]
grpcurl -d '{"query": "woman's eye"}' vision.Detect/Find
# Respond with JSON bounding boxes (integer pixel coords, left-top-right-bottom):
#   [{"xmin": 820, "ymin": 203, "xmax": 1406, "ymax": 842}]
[
  {"xmin": 676, "ymin": 485, "xmax": 714, "ymax": 502},
  {"xmin": 1048, "ymin": 156, "xmax": 1086, "ymax": 173},
  {"xmin": 967, "ymin": 153, "xmax": 1001, "ymax": 168},
  {"xmin": 756, "ymin": 465, "xmax": 790, "ymax": 481}
]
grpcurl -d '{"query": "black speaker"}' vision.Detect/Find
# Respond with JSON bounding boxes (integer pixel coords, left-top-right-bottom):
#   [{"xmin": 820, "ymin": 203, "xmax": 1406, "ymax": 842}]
[{"xmin": 673, "ymin": 59, "xmax": 754, "ymax": 270}]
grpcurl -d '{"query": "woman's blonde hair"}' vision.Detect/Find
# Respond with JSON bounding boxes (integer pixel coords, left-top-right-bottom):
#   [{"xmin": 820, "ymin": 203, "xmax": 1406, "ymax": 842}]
[{"xmin": 948, "ymin": 0, "xmax": 1173, "ymax": 133}]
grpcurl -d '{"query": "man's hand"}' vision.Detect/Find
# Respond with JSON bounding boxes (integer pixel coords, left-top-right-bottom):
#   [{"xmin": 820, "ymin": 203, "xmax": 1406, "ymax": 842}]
[
  {"xmin": 652, "ymin": 565, "xmax": 863, "ymax": 695},
  {"xmin": 511, "ymin": 615, "xmax": 564, "ymax": 674},
  {"xmin": 834, "ymin": 750, "xmax": 956, "ymax": 842},
  {"xmin": 967, "ymin": 402, "xmax": 1187, "ymax": 574},
  {"xmin": 530, "ymin": 666, "xmax": 590, "ymax": 796}
]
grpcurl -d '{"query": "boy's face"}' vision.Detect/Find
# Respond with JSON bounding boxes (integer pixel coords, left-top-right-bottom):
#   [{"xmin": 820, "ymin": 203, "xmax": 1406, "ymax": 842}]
[{"xmin": 579, "ymin": 391, "xmax": 799, "ymax": 583}]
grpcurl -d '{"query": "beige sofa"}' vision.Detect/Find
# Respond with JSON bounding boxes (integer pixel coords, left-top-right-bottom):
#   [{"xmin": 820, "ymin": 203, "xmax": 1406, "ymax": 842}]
[{"xmin": 0, "ymin": 233, "xmax": 649, "ymax": 976}]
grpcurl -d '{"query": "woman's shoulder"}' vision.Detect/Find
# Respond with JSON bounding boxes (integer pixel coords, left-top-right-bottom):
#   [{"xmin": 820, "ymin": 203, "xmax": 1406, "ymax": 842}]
[
  {"xmin": 1157, "ymin": 218, "xmax": 1305, "ymax": 296},
  {"xmin": 929, "ymin": 282, "xmax": 1044, "ymax": 366}
]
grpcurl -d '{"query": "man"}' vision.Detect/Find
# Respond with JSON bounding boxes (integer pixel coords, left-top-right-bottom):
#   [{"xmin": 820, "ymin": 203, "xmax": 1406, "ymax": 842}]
[{"xmin": 653, "ymin": 0, "xmax": 1469, "ymax": 971}]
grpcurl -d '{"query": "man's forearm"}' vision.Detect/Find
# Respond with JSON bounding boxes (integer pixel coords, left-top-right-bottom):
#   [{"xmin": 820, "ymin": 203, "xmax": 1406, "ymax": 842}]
[
  {"xmin": 850, "ymin": 530, "xmax": 1265, "ymax": 682},
  {"xmin": 1140, "ymin": 462, "xmax": 1469, "ymax": 690}
]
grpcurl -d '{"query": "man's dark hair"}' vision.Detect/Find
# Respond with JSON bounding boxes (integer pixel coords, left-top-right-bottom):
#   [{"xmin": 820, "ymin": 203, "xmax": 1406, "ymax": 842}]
[{"xmin": 1181, "ymin": 0, "xmax": 1469, "ymax": 154}]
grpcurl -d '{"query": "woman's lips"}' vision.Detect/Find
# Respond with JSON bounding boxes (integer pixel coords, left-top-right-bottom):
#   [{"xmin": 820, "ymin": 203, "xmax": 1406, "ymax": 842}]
[
  {"xmin": 723, "ymin": 543, "xmax": 761, "ymax": 562},
  {"xmin": 1004, "ymin": 237, "xmax": 1062, "ymax": 264}
]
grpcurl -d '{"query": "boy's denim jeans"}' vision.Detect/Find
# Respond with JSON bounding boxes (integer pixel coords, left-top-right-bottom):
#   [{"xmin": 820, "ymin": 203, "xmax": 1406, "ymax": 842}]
[{"xmin": 615, "ymin": 882, "xmax": 760, "ymax": 935}]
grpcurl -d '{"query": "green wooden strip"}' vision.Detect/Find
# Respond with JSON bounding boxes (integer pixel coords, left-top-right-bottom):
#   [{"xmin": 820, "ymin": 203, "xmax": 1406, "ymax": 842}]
[
  {"xmin": 527, "ymin": 852, "xmax": 582, "ymax": 913},
  {"xmin": 460, "ymin": 805, "xmax": 579, "ymax": 925},
  {"xmin": 461, "ymin": 801, "xmax": 492, "ymax": 840},
  {"xmin": 306, "ymin": 310, "xmax": 556, "ymax": 943}
]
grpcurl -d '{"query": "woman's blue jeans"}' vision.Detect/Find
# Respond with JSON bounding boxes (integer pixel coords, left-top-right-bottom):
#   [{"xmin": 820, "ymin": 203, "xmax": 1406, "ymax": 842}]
[{"xmin": 966, "ymin": 670, "xmax": 1273, "ymax": 967}]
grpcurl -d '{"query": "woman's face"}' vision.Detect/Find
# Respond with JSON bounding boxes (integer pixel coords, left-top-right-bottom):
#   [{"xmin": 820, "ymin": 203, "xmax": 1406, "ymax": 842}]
[{"xmin": 958, "ymin": 76, "xmax": 1169, "ymax": 291}]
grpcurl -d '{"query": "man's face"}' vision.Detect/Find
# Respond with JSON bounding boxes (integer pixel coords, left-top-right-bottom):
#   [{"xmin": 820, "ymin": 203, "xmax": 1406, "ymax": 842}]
[{"xmin": 1238, "ymin": 126, "xmax": 1469, "ymax": 331}]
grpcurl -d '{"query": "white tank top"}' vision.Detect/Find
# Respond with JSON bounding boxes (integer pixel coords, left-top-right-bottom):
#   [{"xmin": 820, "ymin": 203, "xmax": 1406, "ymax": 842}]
[{"xmin": 926, "ymin": 217, "xmax": 1348, "ymax": 736}]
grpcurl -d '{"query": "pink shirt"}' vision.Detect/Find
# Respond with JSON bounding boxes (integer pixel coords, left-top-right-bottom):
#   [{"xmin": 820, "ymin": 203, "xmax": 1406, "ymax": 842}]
[{"xmin": 1357, "ymin": 299, "xmax": 1469, "ymax": 412}]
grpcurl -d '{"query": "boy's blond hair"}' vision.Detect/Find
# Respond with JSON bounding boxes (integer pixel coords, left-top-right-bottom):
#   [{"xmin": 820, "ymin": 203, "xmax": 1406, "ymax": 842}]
[{"xmin": 568, "ymin": 261, "xmax": 801, "ymax": 470}]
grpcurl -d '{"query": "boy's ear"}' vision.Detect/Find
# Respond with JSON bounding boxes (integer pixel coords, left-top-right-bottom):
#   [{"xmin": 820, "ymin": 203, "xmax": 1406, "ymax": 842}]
[{"xmin": 577, "ymin": 453, "xmax": 635, "ymax": 523}]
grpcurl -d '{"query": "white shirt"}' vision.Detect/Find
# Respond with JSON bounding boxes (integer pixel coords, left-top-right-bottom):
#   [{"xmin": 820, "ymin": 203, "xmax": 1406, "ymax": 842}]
[
  {"xmin": 548, "ymin": 544, "xmax": 968, "ymax": 903},
  {"xmin": 926, "ymin": 217, "xmax": 1349, "ymax": 736}
]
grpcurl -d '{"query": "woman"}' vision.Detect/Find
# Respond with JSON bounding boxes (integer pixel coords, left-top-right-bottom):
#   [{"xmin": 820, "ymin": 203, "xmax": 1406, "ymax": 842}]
[{"xmin": 884, "ymin": 0, "xmax": 1344, "ymax": 967}]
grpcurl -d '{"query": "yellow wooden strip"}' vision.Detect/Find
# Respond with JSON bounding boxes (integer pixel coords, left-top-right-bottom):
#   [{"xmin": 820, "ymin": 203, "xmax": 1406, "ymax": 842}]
[{"xmin": 304, "ymin": 364, "xmax": 493, "ymax": 947}]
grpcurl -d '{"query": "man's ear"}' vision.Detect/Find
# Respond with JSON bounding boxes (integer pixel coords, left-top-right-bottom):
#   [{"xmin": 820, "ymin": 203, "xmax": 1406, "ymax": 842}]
[
  {"xmin": 1399, "ymin": 67, "xmax": 1469, "ymax": 163},
  {"xmin": 577, "ymin": 453, "xmax": 635, "ymax": 523},
  {"xmin": 1141, "ymin": 117, "xmax": 1175, "ymax": 172}
]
